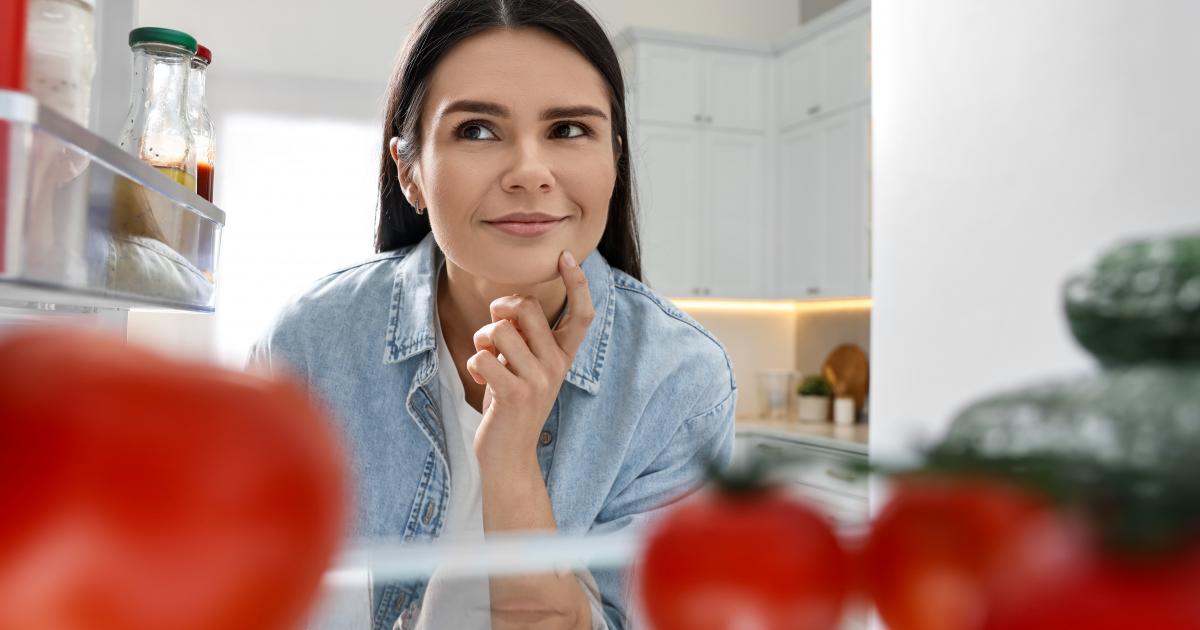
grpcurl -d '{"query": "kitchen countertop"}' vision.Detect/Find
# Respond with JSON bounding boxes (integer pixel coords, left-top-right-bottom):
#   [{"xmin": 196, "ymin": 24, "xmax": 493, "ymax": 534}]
[{"xmin": 735, "ymin": 416, "xmax": 869, "ymax": 456}]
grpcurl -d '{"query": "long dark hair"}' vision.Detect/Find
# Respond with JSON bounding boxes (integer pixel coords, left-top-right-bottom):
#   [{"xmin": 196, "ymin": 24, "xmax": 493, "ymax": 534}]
[{"xmin": 375, "ymin": 0, "xmax": 642, "ymax": 280}]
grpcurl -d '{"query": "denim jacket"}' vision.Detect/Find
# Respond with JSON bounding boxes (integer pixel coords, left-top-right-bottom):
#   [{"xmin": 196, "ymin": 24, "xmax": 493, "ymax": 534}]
[{"xmin": 248, "ymin": 233, "xmax": 736, "ymax": 629}]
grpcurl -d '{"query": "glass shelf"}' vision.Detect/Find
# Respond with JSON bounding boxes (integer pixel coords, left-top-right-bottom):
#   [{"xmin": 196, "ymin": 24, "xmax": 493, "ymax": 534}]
[{"xmin": 0, "ymin": 89, "xmax": 225, "ymax": 312}]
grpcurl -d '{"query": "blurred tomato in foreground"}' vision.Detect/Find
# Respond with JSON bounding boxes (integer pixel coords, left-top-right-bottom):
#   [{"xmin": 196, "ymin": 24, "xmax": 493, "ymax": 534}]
[
  {"xmin": 637, "ymin": 485, "xmax": 849, "ymax": 630},
  {"xmin": 863, "ymin": 476, "xmax": 1053, "ymax": 630},
  {"xmin": 985, "ymin": 534, "xmax": 1200, "ymax": 630},
  {"xmin": 0, "ymin": 326, "xmax": 349, "ymax": 630}
]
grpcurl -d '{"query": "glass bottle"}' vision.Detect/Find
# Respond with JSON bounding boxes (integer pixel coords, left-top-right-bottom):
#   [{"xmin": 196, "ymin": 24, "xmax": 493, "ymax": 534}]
[
  {"xmin": 118, "ymin": 26, "xmax": 197, "ymax": 191},
  {"xmin": 187, "ymin": 44, "xmax": 215, "ymax": 202}
]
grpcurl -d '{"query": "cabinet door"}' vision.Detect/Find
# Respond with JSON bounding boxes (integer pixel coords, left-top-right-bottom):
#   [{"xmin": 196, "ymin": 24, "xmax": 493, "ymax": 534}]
[
  {"xmin": 776, "ymin": 41, "xmax": 822, "ymax": 129},
  {"xmin": 634, "ymin": 43, "xmax": 704, "ymax": 127},
  {"xmin": 818, "ymin": 107, "xmax": 870, "ymax": 298},
  {"xmin": 776, "ymin": 123, "xmax": 824, "ymax": 298},
  {"xmin": 704, "ymin": 51, "xmax": 767, "ymax": 132},
  {"xmin": 703, "ymin": 130, "xmax": 766, "ymax": 298},
  {"xmin": 631, "ymin": 123, "xmax": 705, "ymax": 297},
  {"xmin": 820, "ymin": 14, "xmax": 871, "ymax": 114}
]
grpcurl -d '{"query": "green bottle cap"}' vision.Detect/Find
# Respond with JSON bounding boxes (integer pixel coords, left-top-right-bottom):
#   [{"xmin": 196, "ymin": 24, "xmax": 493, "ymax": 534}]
[{"xmin": 128, "ymin": 27, "xmax": 198, "ymax": 54}]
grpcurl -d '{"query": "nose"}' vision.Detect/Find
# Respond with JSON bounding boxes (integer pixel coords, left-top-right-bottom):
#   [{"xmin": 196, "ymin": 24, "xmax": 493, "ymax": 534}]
[{"xmin": 499, "ymin": 136, "xmax": 555, "ymax": 194}]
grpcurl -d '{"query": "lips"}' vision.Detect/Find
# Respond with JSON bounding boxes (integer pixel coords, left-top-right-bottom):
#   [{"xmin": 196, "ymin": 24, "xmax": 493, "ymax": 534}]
[{"xmin": 483, "ymin": 212, "xmax": 568, "ymax": 237}]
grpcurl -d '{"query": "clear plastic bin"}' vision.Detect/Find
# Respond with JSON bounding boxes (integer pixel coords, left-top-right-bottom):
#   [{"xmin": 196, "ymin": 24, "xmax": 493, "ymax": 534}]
[{"xmin": 0, "ymin": 88, "xmax": 224, "ymax": 312}]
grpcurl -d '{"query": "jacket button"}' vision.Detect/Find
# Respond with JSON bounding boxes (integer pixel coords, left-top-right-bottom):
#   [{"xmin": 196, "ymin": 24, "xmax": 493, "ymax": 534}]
[{"xmin": 539, "ymin": 431, "xmax": 554, "ymax": 446}]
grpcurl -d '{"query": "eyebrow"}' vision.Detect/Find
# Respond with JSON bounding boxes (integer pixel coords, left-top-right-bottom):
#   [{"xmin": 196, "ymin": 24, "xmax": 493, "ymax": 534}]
[{"xmin": 437, "ymin": 99, "xmax": 609, "ymax": 123}]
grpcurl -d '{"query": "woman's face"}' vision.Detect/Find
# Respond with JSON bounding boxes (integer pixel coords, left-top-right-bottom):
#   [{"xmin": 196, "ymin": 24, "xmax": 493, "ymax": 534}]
[{"xmin": 393, "ymin": 27, "xmax": 619, "ymax": 286}]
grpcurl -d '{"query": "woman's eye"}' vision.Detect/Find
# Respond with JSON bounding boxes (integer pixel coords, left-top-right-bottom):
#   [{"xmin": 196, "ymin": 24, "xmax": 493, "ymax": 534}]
[
  {"xmin": 457, "ymin": 122, "xmax": 497, "ymax": 141},
  {"xmin": 553, "ymin": 122, "xmax": 591, "ymax": 139},
  {"xmin": 455, "ymin": 121, "xmax": 592, "ymax": 141}
]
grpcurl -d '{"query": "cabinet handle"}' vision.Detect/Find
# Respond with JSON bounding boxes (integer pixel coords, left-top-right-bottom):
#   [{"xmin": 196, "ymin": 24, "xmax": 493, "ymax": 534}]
[
  {"xmin": 806, "ymin": 287, "xmax": 820, "ymax": 295},
  {"xmin": 703, "ymin": 287, "xmax": 711, "ymax": 296},
  {"xmin": 808, "ymin": 105, "xmax": 822, "ymax": 115},
  {"xmin": 704, "ymin": 115, "xmax": 713, "ymax": 123},
  {"xmin": 693, "ymin": 114, "xmax": 702, "ymax": 123},
  {"xmin": 825, "ymin": 467, "xmax": 855, "ymax": 483},
  {"xmin": 756, "ymin": 444, "xmax": 785, "ymax": 457}
]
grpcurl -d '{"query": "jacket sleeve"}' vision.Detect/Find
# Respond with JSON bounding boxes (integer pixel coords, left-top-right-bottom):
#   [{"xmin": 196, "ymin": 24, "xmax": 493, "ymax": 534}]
[{"xmin": 243, "ymin": 304, "xmax": 310, "ymax": 384}]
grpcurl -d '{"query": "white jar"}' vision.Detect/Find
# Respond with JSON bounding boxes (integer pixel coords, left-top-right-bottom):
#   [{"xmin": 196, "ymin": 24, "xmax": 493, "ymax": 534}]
[{"xmin": 25, "ymin": 0, "xmax": 97, "ymax": 127}]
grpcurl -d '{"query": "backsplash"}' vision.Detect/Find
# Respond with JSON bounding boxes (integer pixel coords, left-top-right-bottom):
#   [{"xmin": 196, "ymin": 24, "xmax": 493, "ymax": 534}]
[{"xmin": 680, "ymin": 302, "xmax": 871, "ymax": 418}]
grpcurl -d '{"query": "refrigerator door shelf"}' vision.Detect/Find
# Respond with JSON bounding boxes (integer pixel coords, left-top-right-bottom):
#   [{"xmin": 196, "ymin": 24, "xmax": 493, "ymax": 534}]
[{"xmin": 0, "ymin": 88, "xmax": 224, "ymax": 313}]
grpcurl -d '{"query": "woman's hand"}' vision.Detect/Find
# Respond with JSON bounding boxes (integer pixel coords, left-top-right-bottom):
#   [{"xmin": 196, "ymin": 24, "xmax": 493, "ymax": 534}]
[
  {"xmin": 466, "ymin": 250, "xmax": 595, "ymax": 468},
  {"xmin": 465, "ymin": 251, "xmax": 597, "ymax": 629}
]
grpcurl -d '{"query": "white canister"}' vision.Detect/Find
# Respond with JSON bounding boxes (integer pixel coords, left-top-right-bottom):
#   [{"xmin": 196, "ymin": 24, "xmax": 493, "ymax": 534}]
[
  {"xmin": 26, "ymin": 0, "xmax": 97, "ymax": 126},
  {"xmin": 833, "ymin": 397, "xmax": 856, "ymax": 426}
]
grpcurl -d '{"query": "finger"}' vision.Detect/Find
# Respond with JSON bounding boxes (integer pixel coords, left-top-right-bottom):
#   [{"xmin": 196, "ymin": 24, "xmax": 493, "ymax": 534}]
[
  {"xmin": 489, "ymin": 295, "xmax": 558, "ymax": 360},
  {"xmin": 473, "ymin": 320, "xmax": 538, "ymax": 377},
  {"xmin": 481, "ymin": 385, "xmax": 493, "ymax": 412},
  {"xmin": 552, "ymin": 250, "xmax": 596, "ymax": 357},
  {"xmin": 465, "ymin": 349, "xmax": 517, "ymax": 389}
]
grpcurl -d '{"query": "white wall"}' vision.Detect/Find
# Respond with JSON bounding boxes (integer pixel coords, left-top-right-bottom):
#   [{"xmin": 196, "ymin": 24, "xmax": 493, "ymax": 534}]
[
  {"xmin": 871, "ymin": 1, "xmax": 1200, "ymax": 464},
  {"xmin": 139, "ymin": 0, "xmax": 800, "ymax": 84},
  {"xmin": 795, "ymin": 308, "xmax": 869, "ymax": 376}
]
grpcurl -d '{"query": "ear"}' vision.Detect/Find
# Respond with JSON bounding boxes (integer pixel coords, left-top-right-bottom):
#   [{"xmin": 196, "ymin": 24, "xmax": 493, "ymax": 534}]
[{"xmin": 389, "ymin": 137, "xmax": 424, "ymax": 208}]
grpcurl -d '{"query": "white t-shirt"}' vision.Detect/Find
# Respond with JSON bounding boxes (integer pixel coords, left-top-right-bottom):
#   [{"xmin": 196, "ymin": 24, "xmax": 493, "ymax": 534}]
[{"xmin": 412, "ymin": 312, "xmax": 608, "ymax": 629}]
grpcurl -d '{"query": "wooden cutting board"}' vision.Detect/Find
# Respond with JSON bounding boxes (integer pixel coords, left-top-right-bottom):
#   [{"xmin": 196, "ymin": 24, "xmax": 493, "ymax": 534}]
[{"xmin": 821, "ymin": 344, "xmax": 869, "ymax": 414}]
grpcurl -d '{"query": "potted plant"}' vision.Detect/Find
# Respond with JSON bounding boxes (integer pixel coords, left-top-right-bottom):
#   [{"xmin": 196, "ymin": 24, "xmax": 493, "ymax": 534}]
[{"xmin": 797, "ymin": 375, "xmax": 833, "ymax": 422}]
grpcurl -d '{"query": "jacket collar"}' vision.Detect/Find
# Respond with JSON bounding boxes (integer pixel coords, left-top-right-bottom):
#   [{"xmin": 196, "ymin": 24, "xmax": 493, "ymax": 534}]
[{"xmin": 383, "ymin": 232, "xmax": 614, "ymax": 395}]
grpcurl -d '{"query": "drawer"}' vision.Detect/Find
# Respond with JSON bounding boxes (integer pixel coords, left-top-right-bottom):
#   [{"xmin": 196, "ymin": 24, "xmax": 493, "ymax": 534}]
[
  {"xmin": 749, "ymin": 440, "xmax": 867, "ymax": 500},
  {"xmin": 786, "ymin": 482, "xmax": 869, "ymax": 531}
]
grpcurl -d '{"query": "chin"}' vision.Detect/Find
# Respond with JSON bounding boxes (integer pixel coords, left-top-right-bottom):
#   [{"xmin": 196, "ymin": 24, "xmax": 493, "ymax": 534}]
[{"xmin": 482, "ymin": 255, "xmax": 562, "ymax": 287}]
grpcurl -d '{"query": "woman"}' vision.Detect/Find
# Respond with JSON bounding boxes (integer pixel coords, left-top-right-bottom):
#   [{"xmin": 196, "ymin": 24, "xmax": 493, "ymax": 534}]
[{"xmin": 250, "ymin": 0, "xmax": 736, "ymax": 628}]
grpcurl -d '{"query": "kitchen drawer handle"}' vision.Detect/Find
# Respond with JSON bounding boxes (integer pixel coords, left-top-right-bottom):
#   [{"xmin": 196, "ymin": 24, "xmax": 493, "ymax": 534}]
[
  {"xmin": 825, "ymin": 467, "xmax": 856, "ymax": 483},
  {"xmin": 693, "ymin": 114, "xmax": 702, "ymax": 123},
  {"xmin": 757, "ymin": 444, "xmax": 785, "ymax": 457},
  {"xmin": 806, "ymin": 287, "xmax": 820, "ymax": 295},
  {"xmin": 808, "ymin": 105, "xmax": 822, "ymax": 115}
]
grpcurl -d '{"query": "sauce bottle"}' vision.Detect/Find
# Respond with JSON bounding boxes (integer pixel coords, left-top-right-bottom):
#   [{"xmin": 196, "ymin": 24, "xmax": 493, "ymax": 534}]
[{"xmin": 187, "ymin": 44, "xmax": 215, "ymax": 202}]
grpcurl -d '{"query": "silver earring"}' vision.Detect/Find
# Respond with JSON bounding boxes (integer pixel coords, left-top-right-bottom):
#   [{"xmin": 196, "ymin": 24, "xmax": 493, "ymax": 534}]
[{"xmin": 415, "ymin": 205, "xmax": 425, "ymax": 215}]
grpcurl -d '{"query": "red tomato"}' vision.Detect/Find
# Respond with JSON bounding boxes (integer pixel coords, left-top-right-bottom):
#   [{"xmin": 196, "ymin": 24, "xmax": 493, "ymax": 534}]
[
  {"xmin": 863, "ymin": 476, "xmax": 1053, "ymax": 630},
  {"xmin": 985, "ymin": 536, "xmax": 1200, "ymax": 630},
  {"xmin": 637, "ymin": 486, "xmax": 850, "ymax": 630},
  {"xmin": 0, "ymin": 326, "xmax": 349, "ymax": 630}
]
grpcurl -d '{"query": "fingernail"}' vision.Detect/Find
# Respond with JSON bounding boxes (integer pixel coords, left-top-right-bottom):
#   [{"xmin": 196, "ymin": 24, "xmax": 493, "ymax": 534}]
[{"xmin": 563, "ymin": 251, "xmax": 577, "ymax": 268}]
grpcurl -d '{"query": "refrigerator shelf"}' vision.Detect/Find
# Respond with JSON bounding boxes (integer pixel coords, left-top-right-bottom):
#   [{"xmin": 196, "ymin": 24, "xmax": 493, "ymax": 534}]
[{"xmin": 0, "ymin": 89, "xmax": 224, "ymax": 313}]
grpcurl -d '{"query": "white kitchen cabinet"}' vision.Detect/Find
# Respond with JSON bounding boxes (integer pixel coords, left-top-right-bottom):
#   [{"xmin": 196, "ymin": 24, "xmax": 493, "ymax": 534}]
[
  {"xmin": 702, "ymin": 130, "xmax": 767, "ymax": 298},
  {"xmin": 777, "ymin": 12, "xmax": 870, "ymax": 130},
  {"xmin": 633, "ymin": 125, "xmax": 704, "ymax": 298},
  {"xmin": 632, "ymin": 122, "xmax": 766, "ymax": 298},
  {"xmin": 773, "ymin": 105, "xmax": 871, "ymax": 299},
  {"xmin": 703, "ymin": 51, "xmax": 768, "ymax": 132},
  {"xmin": 774, "ymin": 122, "xmax": 824, "ymax": 298},
  {"xmin": 776, "ymin": 43, "xmax": 822, "ymax": 130},
  {"xmin": 629, "ymin": 42, "xmax": 705, "ymax": 128},
  {"xmin": 615, "ymin": 2, "xmax": 870, "ymax": 301},
  {"xmin": 626, "ymin": 41, "xmax": 768, "ymax": 133}
]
